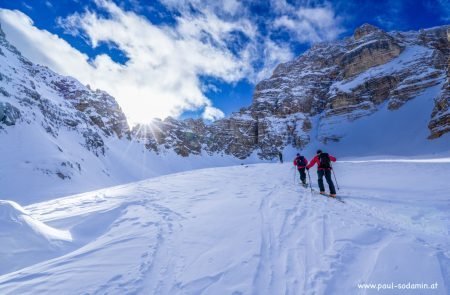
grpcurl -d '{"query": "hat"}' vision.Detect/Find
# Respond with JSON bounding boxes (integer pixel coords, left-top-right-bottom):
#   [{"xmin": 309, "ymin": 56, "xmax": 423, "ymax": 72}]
[
  {"xmin": 316, "ymin": 149, "xmax": 322, "ymax": 154},
  {"xmin": 296, "ymin": 153, "xmax": 300, "ymax": 156}
]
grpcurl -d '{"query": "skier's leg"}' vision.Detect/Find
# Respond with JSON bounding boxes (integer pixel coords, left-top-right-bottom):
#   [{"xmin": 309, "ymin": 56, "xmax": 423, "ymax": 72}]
[
  {"xmin": 325, "ymin": 170, "xmax": 336, "ymax": 195},
  {"xmin": 317, "ymin": 170, "xmax": 325, "ymax": 192},
  {"xmin": 299, "ymin": 168, "xmax": 306, "ymax": 184}
]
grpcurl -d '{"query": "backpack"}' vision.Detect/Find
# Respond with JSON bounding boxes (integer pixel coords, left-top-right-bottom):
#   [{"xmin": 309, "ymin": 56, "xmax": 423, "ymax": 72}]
[
  {"xmin": 318, "ymin": 153, "xmax": 331, "ymax": 169},
  {"xmin": 296, "ymin": 156, "xmax": 307, "ymax": 167}
]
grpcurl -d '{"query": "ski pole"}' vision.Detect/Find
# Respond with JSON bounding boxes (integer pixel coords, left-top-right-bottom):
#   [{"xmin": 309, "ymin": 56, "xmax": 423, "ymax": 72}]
[
  {"xmin": 331, "ymin": 165, "xmax": 340, "ymax": 191},
  {"xmin": 307, "ymin": 169, "xmax": 313, "ymax": 193},
  {"xmin": 293, "ymin": 167, "xmax": 296, "ymax": 185}
]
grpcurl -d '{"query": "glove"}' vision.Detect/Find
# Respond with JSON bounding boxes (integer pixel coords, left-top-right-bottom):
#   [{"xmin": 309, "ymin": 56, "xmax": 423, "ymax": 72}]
[{"xmin": 306, "ymin": 167, "xmax": 309, "ymax": 170}]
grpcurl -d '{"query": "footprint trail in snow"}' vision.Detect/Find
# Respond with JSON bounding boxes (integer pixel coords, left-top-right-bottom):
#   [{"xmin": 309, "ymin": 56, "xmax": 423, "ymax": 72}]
[{"xmin": 0, "ymin": 160, "xmax": 449, "ymax": 295}]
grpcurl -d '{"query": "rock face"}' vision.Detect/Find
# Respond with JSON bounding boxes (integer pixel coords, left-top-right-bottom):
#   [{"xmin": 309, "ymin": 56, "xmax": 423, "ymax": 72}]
[
  {"xmin": 428, "ymin": 67, "xmax": 449, "ymax": 139},
  {"xmin": 0, "ymin": 23, "xmax": 133, "ymax": 182},
  {"xmin": 427, "ymin": 29, "xmax": 450, "ymax": 139},
  {"xmin": 0, "ymin": 102, "xmax": 20, "ymax": 126},
  {"xmin": 0, "ymin": 36, "xmax": 129, "ymax": 138},
  {"xmin": 1, "ymin": 23, "xmax": 449, "ymax": 164},
  {"xmin": 353, "ymin": 23, "xmax": 382, "ymax": 40},
  {"xmin": 133, "ymin": 117, "xmax": 206, "ymax": 156},
  {"xmin": 52, "ymin": 80, "xmax": 129, "ymax": 139},
  {"xmin": 132, "ymin": 24, "xmax": 449, "ymax": 159},
  {"xmin": 342, "ymin": 24, "xmax": 404, "ymax": 78}
]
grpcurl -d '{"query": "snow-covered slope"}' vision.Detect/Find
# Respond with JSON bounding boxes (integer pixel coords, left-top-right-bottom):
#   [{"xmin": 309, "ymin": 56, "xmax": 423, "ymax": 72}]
[
  {"xmin": 315, "ymin": 83, "xmax": 449, "ymax": 157},
  {"xmin": 0, "ymin": 23, "xmax": 256, "ymax": 204},
  {"xmin": 0, "ymin": 161, "xmax": 448, "ymax": 294}
]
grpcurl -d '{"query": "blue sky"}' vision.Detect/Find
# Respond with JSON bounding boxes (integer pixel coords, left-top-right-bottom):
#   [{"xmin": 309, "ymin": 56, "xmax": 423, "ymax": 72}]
[{"xmin": 0, "ymin": 0, "xmax": 448, "ymax": 123}]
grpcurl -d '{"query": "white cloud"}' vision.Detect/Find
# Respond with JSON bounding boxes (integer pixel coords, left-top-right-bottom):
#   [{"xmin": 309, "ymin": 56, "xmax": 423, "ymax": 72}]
[
  {"xmin": 22, "ymin": 2, "xmax": 33, "ymax": 10},
  {"xmin": 222, "ymin": 0, "xmax": 242, "ymax": 15},
  {"xmin": 269, "ymin": 0, "xmax": 294, "ymax": 14},
  {"xmin": 254, "ymin": 39, "xmax": 294, "ymax": 82},
  {"xmin": 0, "ymin": 9, "xmax": 95, "ymax": 80},
  {"xmin": 273, "ymin": 5, "xmax": 343, "ymax": 43},
  {"xmin": 0, "ymin": 0, "xmax": 343, "ymax": 123},
  {"xmin": 159, "ymin": 0, "xmax": 245, "ymax": 18},
  {"xmin": 0, "ymin": 5, "xmax": 242, "ymax": 123},
  {"xmin": 202, "ymin": 105, "xmax": 225, "ymax": 121}
]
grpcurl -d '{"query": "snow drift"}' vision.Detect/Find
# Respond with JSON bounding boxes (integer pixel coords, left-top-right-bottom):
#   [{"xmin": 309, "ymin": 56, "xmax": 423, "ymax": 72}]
[{"xmin": 0, "ymin": 200, "xmax": 72, "ymax": 275}]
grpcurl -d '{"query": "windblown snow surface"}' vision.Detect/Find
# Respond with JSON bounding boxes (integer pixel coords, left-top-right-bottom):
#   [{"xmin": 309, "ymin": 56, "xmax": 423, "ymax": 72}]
[{"xmin": 0, "ymin": 160, "xmax": 449, "ymax": 294}]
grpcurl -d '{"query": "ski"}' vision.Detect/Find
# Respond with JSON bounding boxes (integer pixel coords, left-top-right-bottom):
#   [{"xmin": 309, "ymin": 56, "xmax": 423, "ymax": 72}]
[{"xmin": 311, "ymin": 189, "xmax": 345, "ymax": 203}]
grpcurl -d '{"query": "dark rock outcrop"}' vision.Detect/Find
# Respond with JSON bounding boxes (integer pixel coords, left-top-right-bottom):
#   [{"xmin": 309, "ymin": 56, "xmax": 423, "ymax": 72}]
[{"xmin": 0, "ymin": 102, "xmax": 20, "ymax": 126}]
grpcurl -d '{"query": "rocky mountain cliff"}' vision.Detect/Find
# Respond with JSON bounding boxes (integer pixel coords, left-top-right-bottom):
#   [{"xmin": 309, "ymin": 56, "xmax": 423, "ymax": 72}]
[
  {"xmin": 0, "ymin": 25, "xmax": 129, "ymax": 152},
  {"xmin": 0, "ymin": 22, "xmax": 252, "ymax": 203},
  {"xmin": 1, "ymin": 22, "xmax": 449, "ymax": 190},
  {"xmin": 134, "ymin": 24, "xmax": 449, "ymax": 159},
  {"xmin": 0, "ymin": 24, "xmax": 152, "ymax": 202}
]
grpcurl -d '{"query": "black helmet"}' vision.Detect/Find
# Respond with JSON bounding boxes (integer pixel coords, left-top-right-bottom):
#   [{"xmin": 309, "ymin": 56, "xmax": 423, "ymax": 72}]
[{"xmin": 316, "ymin": 149, "xmax": 322, "ymax": 154}]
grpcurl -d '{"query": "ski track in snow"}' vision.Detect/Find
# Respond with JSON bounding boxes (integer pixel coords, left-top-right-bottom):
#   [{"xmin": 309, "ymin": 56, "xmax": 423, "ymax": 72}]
[{"xmin": 0, "ymin": 162, "xmax": 449, "ymax": 294}]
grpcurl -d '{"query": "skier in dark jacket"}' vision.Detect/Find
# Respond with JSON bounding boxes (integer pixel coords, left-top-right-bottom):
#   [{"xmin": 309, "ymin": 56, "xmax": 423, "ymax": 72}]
[
  {"xmin": 306, "ymin": 150, "xmax": 337, "ymax": 197},
  {"xmin": 293, "ymin": 153, "xmax": 308, "ymax": 186},
  {"xmin": 278, "ymin": 151, "xmax": 283, "ymax": 163}
]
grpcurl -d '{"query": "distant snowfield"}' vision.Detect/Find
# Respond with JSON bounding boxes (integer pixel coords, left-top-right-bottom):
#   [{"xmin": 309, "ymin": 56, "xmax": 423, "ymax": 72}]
[
  {"xmin": 0, "ymin": 161, "xmax": 449, "ymax": 294},
  {"xmin": 316, "ymin": 82, "xmax": 450, "ymax": 158},
  {"xmin": 341, "ymin": 158, "xmax": 450, "ymax": 163}
]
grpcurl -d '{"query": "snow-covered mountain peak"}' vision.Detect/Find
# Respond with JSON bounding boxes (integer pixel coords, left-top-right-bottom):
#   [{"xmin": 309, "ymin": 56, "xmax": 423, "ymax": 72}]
[
  {"xmin": 1, "ymin": 23, "xmax": 259, "ymax": 203},
  {"xmin": 0, "ymin": 22, "xmax": 449, "ymax": 203},
  {"xmin": 241, "ymin": 24, "xmax": 449, "ymax": 157},
  {"xmin": 132, "ymin": 25, "xmax": 449, "ymax": 161},
  {"xmin": 353, "ymin": 23, "xmax": 384, "ymax": 40},
  {"xmin": 0, "ymin": 27, "xmax": 153, "ymax": 202}
]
